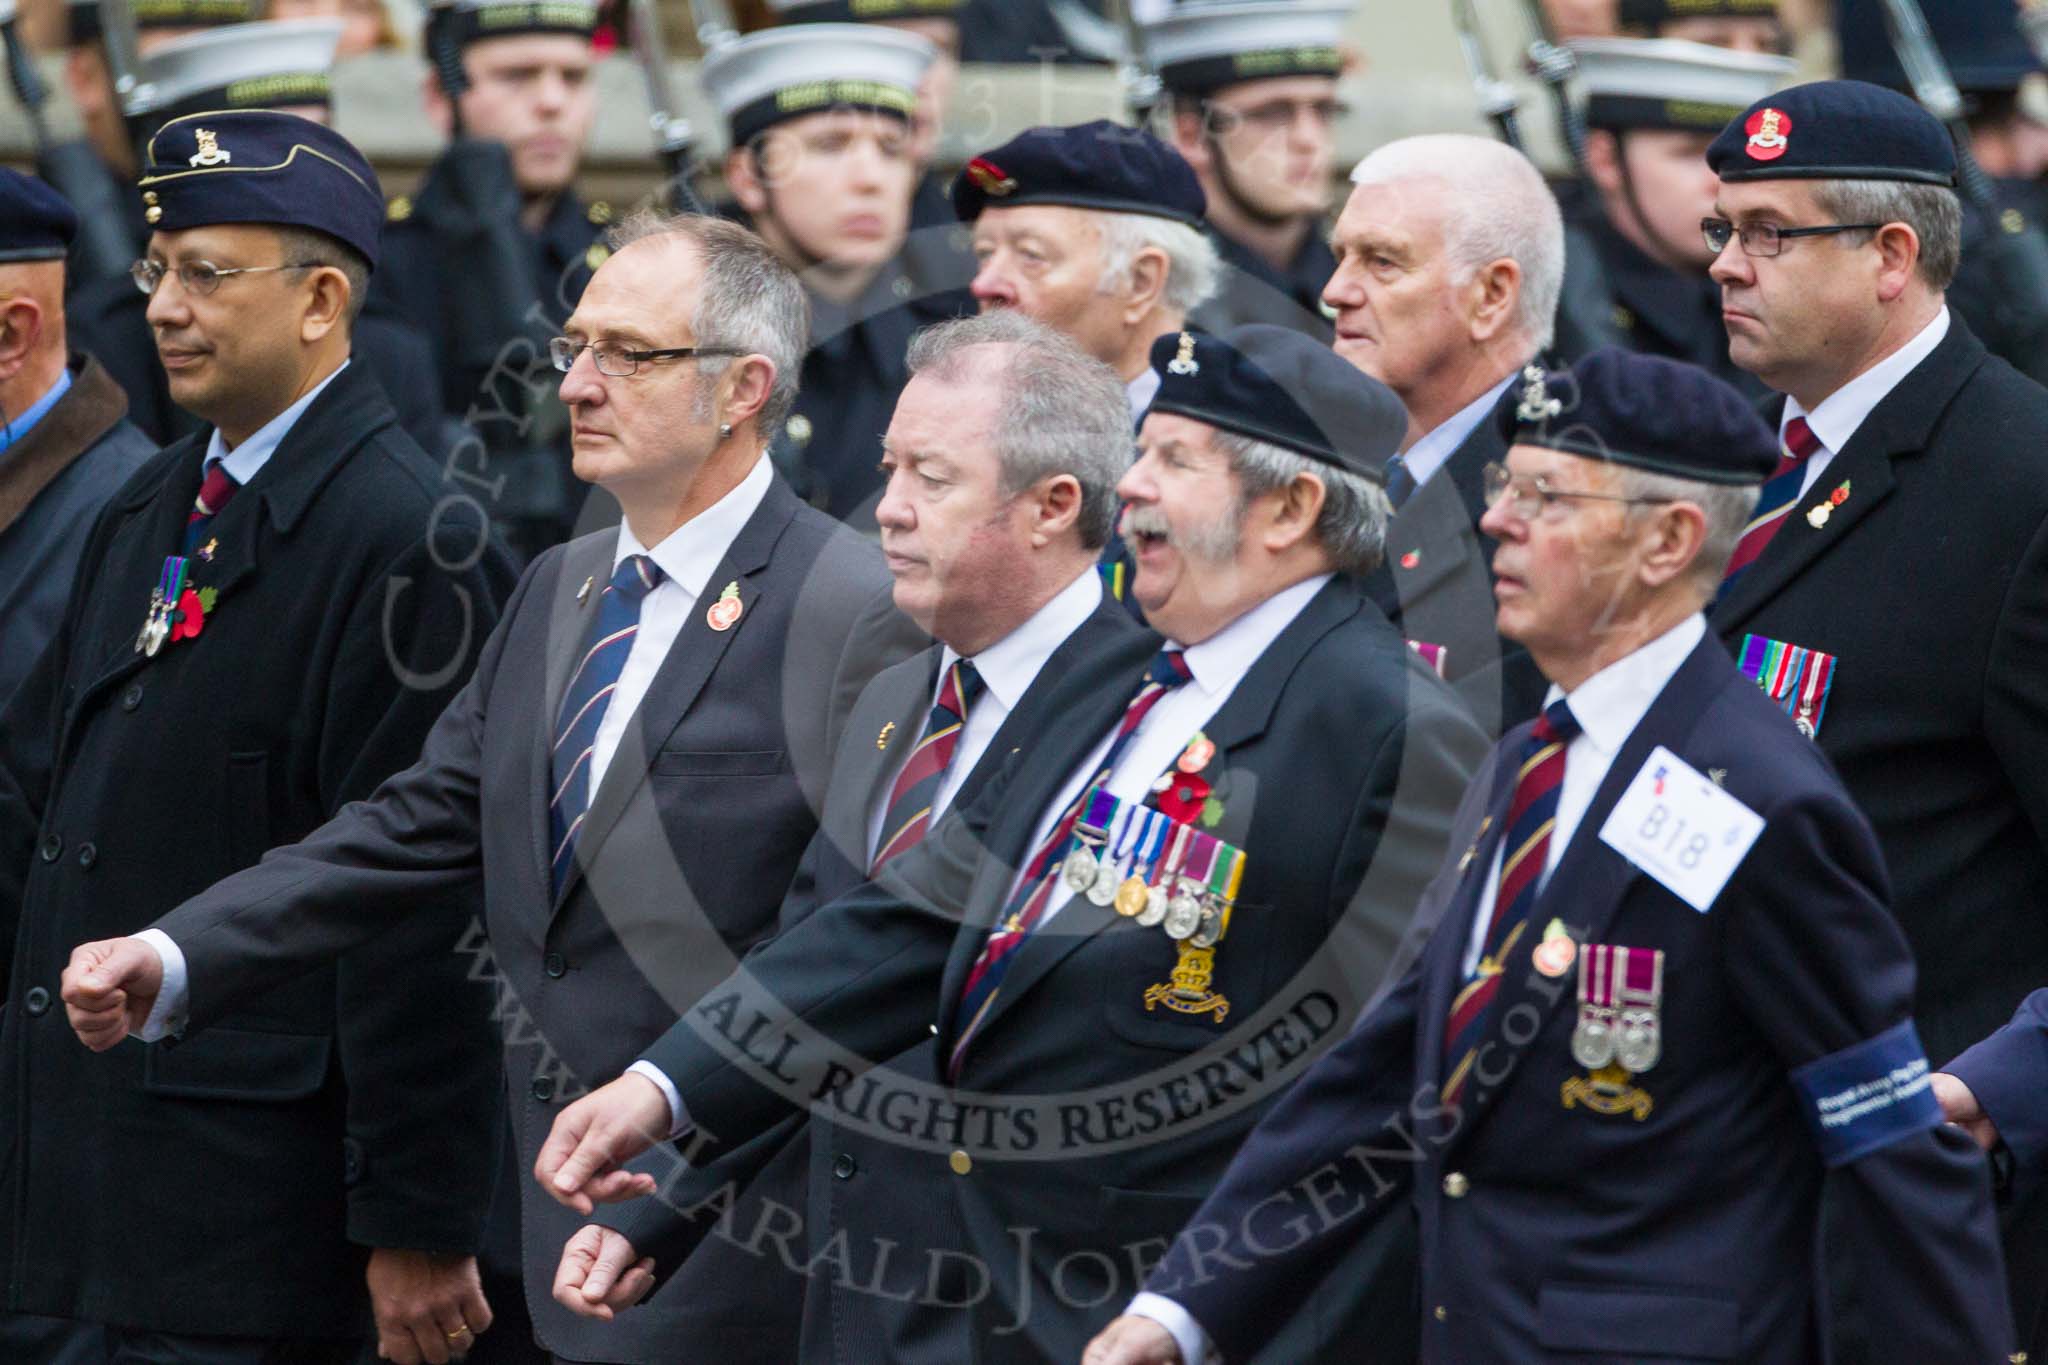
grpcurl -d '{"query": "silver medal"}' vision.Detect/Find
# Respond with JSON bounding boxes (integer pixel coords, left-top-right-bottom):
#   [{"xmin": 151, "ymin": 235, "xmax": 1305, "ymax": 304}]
[
  {"xmin": 1164, "ymin": 894, "xmax": 1203, "ymax": 941},
  {"xmin": 1571, "ymin": 1008, "xmax": 1615, "ymax": 1070},
  {"xmin": 1189, "ymin": 909, "xmax": 1223, "ymax": 949},
  {"xmin": 1062, "ymin": 845, "xmax": 1099, "ymax": 894},
  {"xmin": 1137, "ymin": 886, "xmax": 1169, "ymax": 927},
  {"xmin": 1087, "ymin": 858, "xmax": 1122, "ymax": 906},
  {"xmin": 1615, "ymin": 1010, "xmax": 1660, "ymax": 1073}
]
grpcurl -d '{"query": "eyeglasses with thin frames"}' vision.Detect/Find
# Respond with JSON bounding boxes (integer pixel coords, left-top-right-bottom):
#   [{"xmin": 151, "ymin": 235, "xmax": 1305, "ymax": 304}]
[
  {"xmin": 1482, "ymin": 462, "xmax": 1677, "ymax": 521},
  {"xmin": 1699, "ymin": 217, "xmax": 1884, "ymax": 258},
  {"xmin": 130, "ymin": 258, "xmax": 320, "ymax": 297},
  {"xmin": 548, "ymin": 337, "xmax": 747, "ymax": 378}
]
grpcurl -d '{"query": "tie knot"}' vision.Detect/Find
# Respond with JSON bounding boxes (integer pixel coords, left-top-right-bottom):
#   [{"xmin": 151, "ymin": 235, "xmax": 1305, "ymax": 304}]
[
  {"xmin": 1533, "ymin": 699, "xmax": 1581, "ymax": 746},
  {"xmin": 1148, "ymin": 649, "xmax": 1193, "ymax": 690},
  {"xmin": 609, "ymin": 554, "xmax": 664, "ymax": 602},
  {"xmin": 194, "ymin": 462, "xmax": 240, "ymax": 516},
  {"xmin": 941, "ymin": 659, "xmax": 987, "ymax": 718},
  {"xmin": 1782, "ymin": 416, "xmax": 1821, "ymax": 462}
]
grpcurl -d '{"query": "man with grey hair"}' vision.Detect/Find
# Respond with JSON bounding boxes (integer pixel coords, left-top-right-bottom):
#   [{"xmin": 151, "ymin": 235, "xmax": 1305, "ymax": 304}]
[
  {"xmin": 1330, "ymin": 133, "xmax": 1563, "ymax": 734},
  {"xmin": 1702, "ymin": 79, "xmax": 2048, "ymax": 1363},
  {"xmin": 56, "ymin": 210, "xmax": 924, "ymax": 1365}
]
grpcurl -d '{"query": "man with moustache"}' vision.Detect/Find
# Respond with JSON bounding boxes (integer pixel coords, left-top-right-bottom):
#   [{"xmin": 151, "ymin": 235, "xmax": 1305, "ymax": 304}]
[
  {"xmin": 527, "ymin": 324, "xmax": 1486, "ymax": 1364},
  {"xmin": 55, "ymin": 210, "xmax": 919, "ymax": 1365},
  {"xmin": 1702, "ymin": 77, "xmax": 2048, "ymax": 1360},
  {"xmin": 0, "ymin": 111, "xmax": 511, "ymax": 1365},
  {"xmin": 1327, "ymin": 134, "xmax": 1559, "ymax": 735},
  {"xmin": 1146, "ymin": 0, "xmax": 1352, "ymax": 337},
  {"xmin": 704, "ymin": 22, "xmax": 972, "ymax": 525}
]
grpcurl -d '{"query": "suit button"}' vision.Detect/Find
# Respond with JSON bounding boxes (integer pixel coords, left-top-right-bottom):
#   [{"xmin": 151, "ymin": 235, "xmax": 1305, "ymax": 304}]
[
  {"xmin": 531, "ymin": 1077, "xmax": 556, "ymax": 1102},
  {"xmin": 121, "ymin": 681, "xmax": 144, "ymax": 712},
  {"xmin": 23, "ymin": 987, "xmax": 50, "ymax": 1017},
  {"xmin": 1434, "ymin": 1306, "xmax": 1448, "ymax": 1323},
  {"xmin": 1442, "ymin": 1172, "xmax": 1470, "ymax": 1199},
  {"xmin": 76, "ymin": 842, "xmax": 97, "ymax": 871},
  {"xmin": 39, "ymin": 833, "xmax": 62, "ymax": 862},
  {"xmin": 832, "ymin": 1153, "xmax": 857, "ymax": 1181},
  {"xmin": 544, "ymin": 952, "xmax": 566, "ymax": 978},
  {"xmin": 948, "ymin": 1150, "xmax": 972, "ymax": 1176}
]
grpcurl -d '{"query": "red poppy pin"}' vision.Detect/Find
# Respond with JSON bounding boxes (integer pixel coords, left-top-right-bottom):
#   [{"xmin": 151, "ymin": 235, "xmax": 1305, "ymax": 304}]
[
  {"xmin": 1745, "ymin": 107, "xmax": 1790, "ymax": 162},
  {"xmin": 1155, "ymin": 772, "xmax": 1212, "ymax": 825},
  {"xmin": 169, "ymin": 586, "xmax": 213, "ymax": 642}
]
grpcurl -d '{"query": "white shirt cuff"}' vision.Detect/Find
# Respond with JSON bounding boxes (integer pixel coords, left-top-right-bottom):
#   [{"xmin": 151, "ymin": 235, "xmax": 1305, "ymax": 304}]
[
  {"xmin": 131, "ymin": 929, "xmax": 188, "ymax": 1042},
  {"xmin": 1127, "ymin": 1291, "xmax": 1217, "ymax": 1365},
  {"xmin": 625, "ymin": 1060, "xmax": 691, "ymax": 1140}
]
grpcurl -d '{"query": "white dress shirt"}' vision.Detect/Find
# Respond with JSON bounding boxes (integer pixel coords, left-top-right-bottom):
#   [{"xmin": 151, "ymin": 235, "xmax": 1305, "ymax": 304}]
[
  {"xmin": 138, "ymin": 452, "xmax": 775, "ymax": 1044},
  {"xmin": 1783, "ymin": 306, "xmax": 1949, "ymax": 497},
  {"xmin": 1399, "ymin": 368, "xmax": 1517, "ymax": 491},
  {"xmin": 1127, "ymin": 367, "xmax": 1162, "ymax": 423},
  {"xmin": 862, "ymin": 567, "xmax": 1103, "ymax": 864},
  {"xmin": 1130, "ymin": 611, "xmax": 1707, "ymax": 1365}
]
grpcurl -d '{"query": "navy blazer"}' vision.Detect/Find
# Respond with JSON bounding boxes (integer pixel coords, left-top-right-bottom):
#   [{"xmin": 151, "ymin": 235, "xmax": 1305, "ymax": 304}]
[
  {"xmin": 1949, "ymin": 989, "xmax": 2048, "ymax": 1204},
  {"xmin": 1143, "ymin": 632, "xmax": 2010, "ymax": 1364}
]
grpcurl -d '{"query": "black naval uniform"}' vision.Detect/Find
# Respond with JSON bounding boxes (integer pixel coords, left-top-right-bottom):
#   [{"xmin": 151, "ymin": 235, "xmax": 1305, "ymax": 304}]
[{"xmin": 1195, "ymin": 224, "xmax": 1336, "ymax": 340}]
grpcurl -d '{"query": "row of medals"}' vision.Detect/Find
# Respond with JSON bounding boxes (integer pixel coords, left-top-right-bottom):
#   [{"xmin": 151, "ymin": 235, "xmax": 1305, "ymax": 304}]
[
  {"xmin": 1059, "ymin": 808, "xmax": 1227, "ymax": 949},
  {"xmin": 1570, "ymin": 980, "xmax": 1662, "ymax": 1075}
]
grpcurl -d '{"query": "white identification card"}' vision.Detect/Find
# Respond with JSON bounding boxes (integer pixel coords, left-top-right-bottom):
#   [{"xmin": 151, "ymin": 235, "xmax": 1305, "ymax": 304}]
[{"xmin": 1598, "ymin": 746, "xmax": 1765, "ymax": 913}]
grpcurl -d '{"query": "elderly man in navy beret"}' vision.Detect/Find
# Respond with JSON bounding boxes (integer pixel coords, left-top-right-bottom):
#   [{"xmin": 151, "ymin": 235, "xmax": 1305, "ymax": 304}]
[
  {"xmin": 524, "ymin": 323, "xmax": 1487, "ymax": 1363},
  {"xmin": 1700, "ymin": 78, "xmax": 2048, "ymax": 1362},
  {"xmin": 1088, "ymin": 347, "xmax": 2012, "ymax": 1365},
  {"xmin": 0, "ymin": 111, "xmax": 515, "ymax": 1365}
]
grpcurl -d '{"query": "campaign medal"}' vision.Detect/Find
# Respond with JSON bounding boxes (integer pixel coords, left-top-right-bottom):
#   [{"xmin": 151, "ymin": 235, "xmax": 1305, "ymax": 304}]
[
  {"xmin": 1164, "ymin": 835, "xmax": 1216, "ymax": 941},
  {"xmin": 1189, "ymin": 844, "xmax": 1246, "ymax": 949},
  {"xmin": 1061, "ymin": 789, "xmax": 1115, "ymax": 894},
  {"xmin": 1407, "ymin": 639, "xmax": 1449, "ymax": 678},
  {"xmin": 1613, "ymin": 946, "xmax": 1665, "ymax": 1074},
  {"xmin": 1570, "ymin": 943, "xmax": 1620, "ymax": 1070},
  {"xmin": 1090, "ymin": 799, "xmax": 1142, "ymax": 907},
  {"xmin": 1531, "ymin": 919, "xmax": 1576, "ymax": 979},
  {"xmin": 1139, "ymin": 822, "xmax": 1188, "ymax": 928},
  {"xmin": 1116, "ymin": 809, "xmax": 1167, "ymax": 918},
  {"xmin": 135, "ymin": 555, "xmax": 188, "ymax": 657},
  {"xmin": 1737, "ymin": 634, "xmax": 1838, "ymax": 739},
  {"xmin": 706, "ymin": 580, "xmax": 743, "ymax": 632}
]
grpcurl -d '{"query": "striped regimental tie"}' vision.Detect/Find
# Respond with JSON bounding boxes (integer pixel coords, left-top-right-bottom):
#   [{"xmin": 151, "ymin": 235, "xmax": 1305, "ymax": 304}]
[
  {"xmin": 1720, "ymin": 416, "xmax": 1823, "ymax": 589},
  {"xmin": 549, "ymin": 554, "xmax": 664, "ymax": 896},
  {"xmin": 871, "ymin": 660, "xmax": 988, "ymax": 873},
  {"xmin": 1441, "ymin": 698, "xmax": 1580, "ymax": 1108},
  {"xmin": 183, "ymin": 462, "xmax": 240, "ymax": 556},
  {"xmin": 946, "ymin": 648, "xmax": 1193, "ymax": 1080}
]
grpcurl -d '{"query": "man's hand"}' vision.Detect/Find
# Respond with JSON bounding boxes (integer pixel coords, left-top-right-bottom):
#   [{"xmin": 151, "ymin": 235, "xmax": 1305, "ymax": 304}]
[
  {"xmin": 1932, "ymin": 1071, "xmax": 2002, "ymax": 1151},
  {"xmin": 60, "ymin": 937, "xmax": 163, "ymax": 1050},
  {"xmin": 553, "ymin": 1224, "xmax": 656, "ymax": 1320},
  {"xmin": 533, "ymin": 1072, "xmax": 668, "ymax": 1214},
  {"xmin": 366, "ymin": 1248, "xmax": 492, "ymax": 1365},
  {"xmin": 1083, "ymin": 1316, "xmax": 1186, "ymax": 1365}
]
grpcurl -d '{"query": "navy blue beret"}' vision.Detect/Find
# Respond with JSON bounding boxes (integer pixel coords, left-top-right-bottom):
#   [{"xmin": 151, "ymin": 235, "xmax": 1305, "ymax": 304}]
[
  {"xmin": 136, "ymin": 110, "xmax": 385, "ymax": 268},
  {"xmin": 1147, "ymin": 324, "xmax": 1404, "ymax": 483},
  {"xmin": 1706, "ymin": 79, "xmax": 1956, "ymax": 187},
  {"xmin": 0, "ymin": 169, "xmax": 79, "ymax": 264},
  {"xmin": 1501, "ymin": 349, "xmax": 1778, "ymax": 485},
  {"xmin": 952, "ymin": 121, "xmax": 1206, "ymax": 228},
  {"xmin": 1835, "ymin": 0, "xmax": 2032, "ymax": 97}
]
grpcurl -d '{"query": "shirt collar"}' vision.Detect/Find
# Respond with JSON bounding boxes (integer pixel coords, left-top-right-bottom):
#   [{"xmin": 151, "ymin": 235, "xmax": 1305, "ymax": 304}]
[
  {"xmin": 1174, "ymin": 572, "xmax": 1333, "ymax": 697},
  {"xmin": 615, "ymin": 454, "xmax": 774, "ymax": 601},
  {"xmin": 201, "ymin": 360, "xmax": 349, "ymax": 487},
  {"xmin": 1400, "ymin": 368, "xmax": 1518, "ymax": 490},
  {"xmin": 1545, "ymin": 612, "xmax": 1706, "ymax": 758},
  {"xmin": 1786, "ymin": 307, "xmax": 1950, "ymax": 454},
  {"xmin": 941, "ymin": 564, "xmax": 1103, "ymax": 712},
  {"xmin": 0, "ymin": 367, "xmax": 73, "ymax": 457},
  {"xmin": 1127, "ymin": 367, "xmax": 1162, "ymax": 421}
]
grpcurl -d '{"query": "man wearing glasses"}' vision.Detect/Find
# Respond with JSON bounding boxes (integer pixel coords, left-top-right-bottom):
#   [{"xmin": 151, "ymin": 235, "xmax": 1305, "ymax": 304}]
[
  {"xmin": 1700, "ymin": 78, "xmax": 2048, "ymax": 1364},
  {"xmin": 56, "ymin": 209, "xmax": 923, "ymax": 1363},
  {"xmin": 0, "ymin": 111, "xmax": 514, "ymax": 1365}
]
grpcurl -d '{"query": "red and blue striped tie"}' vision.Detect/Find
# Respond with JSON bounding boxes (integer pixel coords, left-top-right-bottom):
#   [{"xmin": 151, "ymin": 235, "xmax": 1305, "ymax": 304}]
[
  {"xmin": 1721, "ymin": 416, "xmax": 1822, "ymax": 587},
  {"xmin": 947, "ymin": 648, "xmax": 1192, "ymax": 1079},
  {"xmin": 1442, "ymin": 699, "xmax": 1580, "ymax": 1107},
  {"xmin": 872, "ymin": 660, "xmax": 987, "ymax": 873},
  {"xmin": 549, "ymin": 555, "xmax": 663, "ymax": 895},
  {"xmin": 182, "ymin": 462, "xmax": 239, "ymax": 556}
]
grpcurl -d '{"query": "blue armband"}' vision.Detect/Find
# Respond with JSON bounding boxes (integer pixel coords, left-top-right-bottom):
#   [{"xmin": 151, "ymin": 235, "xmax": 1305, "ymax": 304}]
[{"xmin": 1790, "ymin": 1019, "xmax": 1944, "ymax": 1167}]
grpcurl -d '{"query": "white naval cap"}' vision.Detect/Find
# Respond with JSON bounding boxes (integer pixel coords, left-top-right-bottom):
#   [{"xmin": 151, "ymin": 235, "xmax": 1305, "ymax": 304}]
[
  {"xmin": 128, "ymin": 17, "xmax": 344, "ymax": 121},
  {"xmin": 1139, "ymin": 1, "xmax": 1352, "ymax": 97},
  {"xmin": 701, "ymin": 22, "xmax": 935, "ymax": 145},
  {"xmin": 1569, "ymin": 36, "xmax": 1795, "ymax": 132}
]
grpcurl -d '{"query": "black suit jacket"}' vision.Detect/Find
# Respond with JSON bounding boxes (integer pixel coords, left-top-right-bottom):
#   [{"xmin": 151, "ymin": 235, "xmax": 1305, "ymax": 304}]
[
  {"xmin": 1365, "ymin": 382, "xmax": 1548, "ymax": 736},
  {"xmin": 0, "ymin": 360, "xmax": 512, "ymax": 1338},
  {"xmin": 145, "ymin": 472, "xmax": 920, "ymax": 1362},
  {"xmin": 638, "ymin": 574, "xmax": 1488, "ymax": 1363},
  {"xmin": 1146, "ymin": 634, "xmax": 2010, "ymax": 1364}
]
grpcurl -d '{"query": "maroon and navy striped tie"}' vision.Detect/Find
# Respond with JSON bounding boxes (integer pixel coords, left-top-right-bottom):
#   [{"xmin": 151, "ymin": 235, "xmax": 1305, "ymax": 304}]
[
  {"xmin": 182, "ymin": 462, "xmax": 240, "ymax": 556},
  {"xmin": 871, "ymin": 660, "xmax": 986, "ymax": 873},
  {"xmin": 549, "ymin": 555, "xmax": 663, "ymax": 895},
  {"xmin": 1441, "ymin": 699, "xmax": 1580, "ymax": 1108},
  {"xmin": 1721, "ymin": 416, "xmax": 1822, "ymax": 588}
]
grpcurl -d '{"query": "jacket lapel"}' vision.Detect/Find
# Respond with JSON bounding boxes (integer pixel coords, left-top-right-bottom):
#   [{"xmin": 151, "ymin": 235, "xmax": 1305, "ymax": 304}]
[
  {"xmin": 1369, "ymin": 386, "xmax": 1506, "ymax": 621},
  {"xmin": 0, "ymin": 355, "xmax": 129, "ymax": 533},
  {"xmin": 79, "ymin": 443, "xmax": 203, "ymax": 703},
  {"xmin": 528, "ymin": 535, "xmax": 616, "ymax": 909},
  {"xmin": 834, "ymin": 645, "xmax": 944, "ymax": 865}
]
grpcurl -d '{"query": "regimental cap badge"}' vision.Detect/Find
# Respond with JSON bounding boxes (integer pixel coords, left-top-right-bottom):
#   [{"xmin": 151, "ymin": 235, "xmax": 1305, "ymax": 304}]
[
  {"xmin": 964, "ymin": 156, "xmax": 1018, "ymax": 196},
  {"xmin": 188, "ymin": 126, "xmax": 230, "ymax": 167},
  {"xmin": 1745, "ymin": 106, "xmax": 1790, "ymax": 162},
  {"xmin": 1166, "ymin": 331, "xmax": 1199, "ymax": 377},
  {"xmin": 1515, "ymin": 363, "xmax": 1562, "ymax": 424}
]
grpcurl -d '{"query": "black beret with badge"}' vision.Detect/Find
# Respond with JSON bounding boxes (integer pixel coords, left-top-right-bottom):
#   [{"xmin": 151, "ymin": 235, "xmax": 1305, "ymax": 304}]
[
  {"xmin": 0, "ymin": 167, "xmax": 79, "ymax": 263},
  {"xmin": 700, "ymin": 22, "xmax": 935, "ymax": 146},
  {"xmin": 127, "ymin": 19, "xmax": 344, "ymax": 128},
  {"xmin": 951, "ymin": 120, "xmax": 1206, "ymax": 227},
  {"xmin": 1138, "ymin": 0, "xmax": 1351, "ymax": 98},
  {"xmin": 1501, "ymin": 348, "xmax": 1779, "ymax": 485},
  {"xmin": 440, "ymin": 0, "xmax": 596, "ymax": 49},
  {"xmin": 1571, "ymin": 36, "xmax": 1792, "ymax": 134},
  {"xmin": 136, "ymin": 109, "xmax": 386, "ymax": 267},
  {"xmin": 1146, "ymin": 324, "xmax": 1405, "ymax": 483},
  {"xmin": 1705, "ymin": 78, "xmax": 1958, "ymax": 187},
  {"xmin": 765, "ymin": 0, "xmax": 962, "ymax": 22}
]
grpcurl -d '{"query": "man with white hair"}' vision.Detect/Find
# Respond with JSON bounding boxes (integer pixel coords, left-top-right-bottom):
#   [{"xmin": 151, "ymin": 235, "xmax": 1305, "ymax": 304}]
[{"xmin": 1328, "ymin": 133, "xmax": 1562, "ymax": 734}]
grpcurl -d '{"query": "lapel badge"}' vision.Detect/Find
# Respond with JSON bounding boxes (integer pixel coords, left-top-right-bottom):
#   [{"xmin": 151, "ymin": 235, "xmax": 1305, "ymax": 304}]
[
  {"xmin": 1806, "ymin": 479, "xmax": 1850, "ymax": 529},
  {"xmin": 575, "ymin": 575, "xmax": 594, "ymax": 605},
  {"xmin": 877, "ymin": 720, "xmax": 896, "ymax": 751},
  {"xmin": 197, "ymin": 537, "xmax": 218, "ymax": 563},
  {"xmin": 1455, "ymin": 814, "xmax": 1493, "ymax": 875},
  {"xmin": 1167, "ymin": 332, "xmax": 1200, "ymax": 377},
  {"xmin": 707, "ymin": 580, "xmax": 743, "ymax": 632},
  {"xmin": 1532, "ymin": 919, "xmax": 1576, "ymax": 979},
  {"xmin": 1176, "ymin": 731, "xmax": 1214, "ymax": 774},
  {"xmin": 1399, "ymin": 549, "xmax": 1420, "ymax": 570},
  {"xmin": 188, "ymin": 127, "xmax": 231, "ymax": 167},
  {"xmin": 1709, "ymin": 767, "xmax": 1727, "ymax": 787}
]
